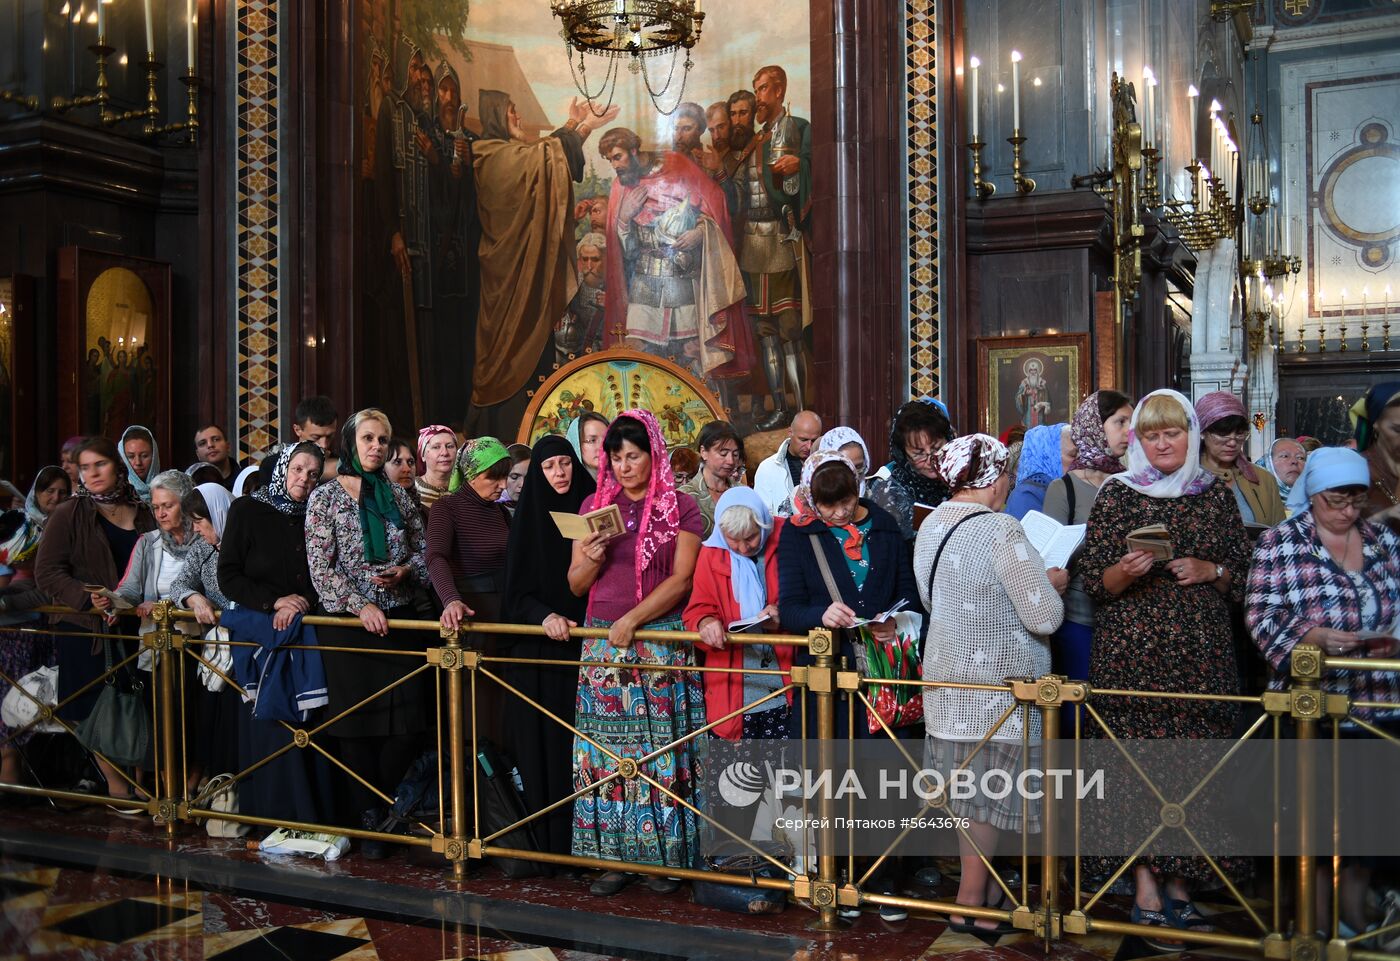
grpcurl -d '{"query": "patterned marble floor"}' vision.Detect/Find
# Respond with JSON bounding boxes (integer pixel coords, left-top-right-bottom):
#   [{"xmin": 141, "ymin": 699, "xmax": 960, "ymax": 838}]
[{"xmin": 0, "ymin": 801, "xmax": 1280, "ymax": 961}]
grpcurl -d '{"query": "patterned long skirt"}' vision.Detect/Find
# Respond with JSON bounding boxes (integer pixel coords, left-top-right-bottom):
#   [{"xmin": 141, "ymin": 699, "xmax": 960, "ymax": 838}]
[
  {"xmin": 571, "ymin": 614, "xmax": 707, "ymax": 868},
  {"xmin": 0, "ymin": 627, "xmax": 55, "ymax": 748}
]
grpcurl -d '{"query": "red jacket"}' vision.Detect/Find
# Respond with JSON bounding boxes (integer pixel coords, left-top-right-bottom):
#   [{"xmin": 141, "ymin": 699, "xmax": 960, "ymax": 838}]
[{"xmin": 682, "ymin": 519, "xmax": 793, "ymax": 739}]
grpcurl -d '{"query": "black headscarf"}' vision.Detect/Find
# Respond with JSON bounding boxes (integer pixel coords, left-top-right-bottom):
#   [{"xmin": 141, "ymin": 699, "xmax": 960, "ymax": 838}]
[
  {"xmin": 887, "ymin": 400, "xmax": 953, "ymax": 506},
  {"xmin": 479, "ymin": 89, "xmax": 512, "ymax": 141},
  {"xmin": 502, "ymin": 434, "xmax": 596, "ymax": 624}
]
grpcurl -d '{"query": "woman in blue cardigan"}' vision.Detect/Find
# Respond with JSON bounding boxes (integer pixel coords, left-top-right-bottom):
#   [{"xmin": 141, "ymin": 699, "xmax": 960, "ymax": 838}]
[{"xmin": 778, "ymin": 449, "xmax": 920, "ymax": 738}]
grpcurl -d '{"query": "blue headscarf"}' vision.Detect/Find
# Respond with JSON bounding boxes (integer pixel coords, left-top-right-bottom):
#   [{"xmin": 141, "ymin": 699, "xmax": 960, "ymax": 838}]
[
  {"xmin": 1285, "ymin": 446, "xmax": 1370, "ymax": 515},
  {"xmin": 1016, "ymin": 423, "xmax": 1068, "ymax": 485},
  {"xmin": 704, "ymin": 487, "xmax": 773, "ymax": 619}
]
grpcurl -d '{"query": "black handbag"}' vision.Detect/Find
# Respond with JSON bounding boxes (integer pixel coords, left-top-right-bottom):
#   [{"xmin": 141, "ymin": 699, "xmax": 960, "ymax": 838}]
[{"xmin": 74, "ymin": 638, "xmax": 150, "ymax": 768}]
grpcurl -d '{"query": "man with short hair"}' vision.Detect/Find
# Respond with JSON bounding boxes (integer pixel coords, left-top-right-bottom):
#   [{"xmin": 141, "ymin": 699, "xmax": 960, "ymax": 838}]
[
  {"xmin": 193, "ymin": 424, "xmax": 245, "ymax": 491},
  {"xmin": 292, "ymin": 395, "xmax": 339, "ymax": 453},
  {"xmin": 753, "ymin": 409, "xmax": 823, "ymax": 515},
  {"xmin": 557, "ymin": 232, "xmax": 607, "ymax": 357}
]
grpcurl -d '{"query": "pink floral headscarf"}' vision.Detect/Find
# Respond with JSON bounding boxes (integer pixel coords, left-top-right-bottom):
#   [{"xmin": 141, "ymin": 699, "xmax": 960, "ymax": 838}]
[
  {"xmin": 936, "ymin": 434, "xmax": 1009, "ymax": 492},
  {"xmin": 1070, "ymin": 391, "xmax": 1129, "ymax": 475},
  {"xmin": 1194, "ymin": 390, "xmax": 1260, "ymax": 483},
  {"xmin": 592, "ymin": 409, "xmax": 679, "ymax": 602}
]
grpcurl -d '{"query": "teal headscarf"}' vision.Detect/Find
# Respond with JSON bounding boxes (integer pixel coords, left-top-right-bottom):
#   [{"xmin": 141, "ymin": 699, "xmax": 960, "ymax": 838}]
[{"xmin": 338, "ymin": 416, "xmax": 403, "ymax": 564}]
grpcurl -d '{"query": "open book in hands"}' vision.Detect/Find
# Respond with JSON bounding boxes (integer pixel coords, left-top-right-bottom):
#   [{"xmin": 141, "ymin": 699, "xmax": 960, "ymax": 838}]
[
  {"xmin": 1018, "ymin": 511, "xmax": 1086, "ymax": 570},
  {"xmin": 851, "ymin": 599, "xmax": 909, "ymax": 629},
  {"xmin": 82, "ymin": 584, "xmax": 133, "ymax": 611},
  {"xmin": 551, "ymin": 503, "xmax": 624, "ymax": 540},
  {"xmin": 727, "ymin": 612, "xmax": 773, "ymax": 633},
  {"xmin": 1126, "ymin": 524, "xmax": 1174, "ymax": 561}
]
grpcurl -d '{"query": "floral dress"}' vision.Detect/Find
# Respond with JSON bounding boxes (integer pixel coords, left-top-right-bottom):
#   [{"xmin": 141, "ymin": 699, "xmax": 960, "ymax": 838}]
[{"xmin": 1078, "ymin": 478, "xmax": 1252, "ymax": 883}]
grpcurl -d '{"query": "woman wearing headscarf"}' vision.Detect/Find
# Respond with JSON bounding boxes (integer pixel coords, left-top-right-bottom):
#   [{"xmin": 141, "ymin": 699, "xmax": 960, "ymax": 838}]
[
  {"xmin": 219, "ymin": 442, "xmax": 332, "ymax": 825},
  {"xmin": 869, "ymin": 399, "xmax": 955, "ymax": 541},
  {"xmin": 565, "ymin": 410, "xmax": 705, "ymax": 896},
  {"xmin": 566, "ymin": 411, "xmax": 610, "ymax": 482},
  {"xmin": 1195, "ymin": 391, "xmax": 1286, "ymax": 528},
  {"xmin": 1005, "ymin": 423, "xmax": 1072, "ymax": 520},
  {"xmin": 119, "ymin": 425, "xmax": 160, "ymax": 503},
  {"xmin": 501, "ymin": 434, "xmax": 596, "ymax": 858},
  {"xmin": 305, "ymin": 409, "xmax": 431, "ymax": 842},
  {"xmin": 1247, "ymin": 446, "xmax": 1400, "ymax": 938},
  {"xmin": 36, "ymin": 437, "xmax": 155, "ymax": 805},
  {"xmin": 0, "ymin": 466, "xmax": 71, "ymax": 784},
  {"xmin": 684, "ymin": 486, "xmax": 791, "ymax": 740},
  {"xmin": 414, "ymin": 425, "xmax": 460, "ymax": 512},
  {"xmin": 918, "ymin": 434, "xmax": 1064, "ymax": 934},
  {"xmin": 428, "ymin": 436, "xmax": 512, "ymax": 634},
  {"xmin": 1256, "ymin": 437, "xmax": 1306, "ymax": 506},
  {"xmin": 816, "ymin": 426, "xmax": 871, "ymax": 488},
  {"xmin": 112, "ymin": 470, "xmax": 197, "ymax": 627},
  {"xmin": 1077, "ymin": 390, "xmax": 1251, "ymax": 947},
  {"xmin": 1041, "ymin": 391, "xmax": 1134, "ymax": 698},
  {"xmin": 1350, "ymin": 382, "xmax": 1400, "ymax": 527},
  {"xmin": 231, "ymin": 464, "xmax": 262, "ymax": 498}
]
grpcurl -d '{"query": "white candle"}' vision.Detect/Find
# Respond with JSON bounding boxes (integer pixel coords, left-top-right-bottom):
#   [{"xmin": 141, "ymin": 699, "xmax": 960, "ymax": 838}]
[
  {"xmin": 1187, "ymin": 85, "xmax": 1200, "ymax": 160},
  {"xmin": 1010, "ymin": 50, "xmax": 1022, "ymax": 131},
  {"xmin": 97, "ymin": 0, "xmax": 105, "ymax": 39},
  {"xmin": 969, "ymin": 56, "xmax": 980, "ymax": 140},
  {"xmin": 143, "ymin": 0, "xmax": 153, "ymax": 53},
  {"xmin": 1141, "ymin": 67, "xmax": 1154, "ymax": 146},
  {"xmin": 187, "ymin": 0, "xmax": 196, "ymax": 72}
]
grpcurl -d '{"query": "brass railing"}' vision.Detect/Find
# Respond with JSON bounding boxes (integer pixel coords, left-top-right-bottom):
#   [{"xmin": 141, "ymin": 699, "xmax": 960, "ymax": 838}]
[{"xmin": 0, "ymin": 605, "xmax": 1396, "ymax": 958}]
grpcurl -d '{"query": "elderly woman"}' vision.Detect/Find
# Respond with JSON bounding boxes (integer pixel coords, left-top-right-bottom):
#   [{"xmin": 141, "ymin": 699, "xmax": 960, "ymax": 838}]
[
  {"xmin": 678, "ymin": 421, "xmax": 745, "ymax": 538},
  {"xmin": 566, "ymin": 410, "xmax": 704, "ymax": 897},
  {"xmin": 414, "ymin": 425, "xmax": 460, "ymax": 512},
  {"xmin": 119, "ymin": 425, "xmax": 160, "ymax": 503},
  {"xmin": 1256, "ymin": 437, "xmax": 1306, "ymax": 506},
  {"xmin": 870, "ymin": 399, "xmax": 955, "ymax": 540},
  {"xmin": 567, "ymin": 411, "xmax": 610, "ymax": 482},
  {"xmin": 1195, "ymin": 391, "xmax": 1286, "ymax": 528},
  {"xmin": 428, "ymin": 437, "xmax": 512, "ymax": 634},
  {"xmin": 219, "ymin": 442, "xmax": 331, "ymax": 825},
  {"xmin": 1005, "ymin": 423, "xmax": 1072, "ymax": 520},
  {"xmin": 919, "ymin": 434, "xmax": 1065, "ymax": 933},
  {"xmin": 684, "ymin": 487, "xmax": 790, "ymax": 741},
  {"xmin": 305, "ymin": 409, "xmax": 430, "ymax": 846},
  {"xmin": 36, "ymin": 437, "xmax": 155, "ymax": 804},
  {"xmin": 1078, "ymin": 389, "xmax": 1251, "ymax": 948},
  {"xmin": 1248, "ymin": 447, "xmax": 1400, "ymax": 937},
  {"xmin": 112, "ymin": 470, "xmax": 197, "ymax": 626},
  {"xmin": 0, "ymin": 466, "xmax": 71, "ymax": 784},
  {"xmin": 502, "ymin": 435, "xmax": 596, "ymax": 857},
  {"xmin": 1350, "ymin": 383, "xmax": 1400, "ymax": 526},
  {"xmin": 1041, "ymin": 390, "xmax": 1133, "ymax": 691}
]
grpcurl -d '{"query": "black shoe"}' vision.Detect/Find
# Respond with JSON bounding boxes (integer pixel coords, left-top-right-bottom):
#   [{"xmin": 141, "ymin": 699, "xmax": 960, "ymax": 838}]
[
  {"xmin": 756, "ymin": 407, "xmax": 790, "ymax": 431},
  {"xmin": 359, "ymin": 808, "xmax": 390, "ymax": 861},
  {"xmin": 589, "ymin": 871, "xmax": 634, "ymax": 896},
  {"xmin": 641, "ymin": 875, "xmax": 681, "ymax": 894}
]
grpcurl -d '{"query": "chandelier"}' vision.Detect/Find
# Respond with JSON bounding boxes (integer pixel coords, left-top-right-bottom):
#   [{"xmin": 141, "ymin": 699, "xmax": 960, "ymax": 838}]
[{"xmin": 551, "ymin": 0, "xmax": 705, "ymax": 114}]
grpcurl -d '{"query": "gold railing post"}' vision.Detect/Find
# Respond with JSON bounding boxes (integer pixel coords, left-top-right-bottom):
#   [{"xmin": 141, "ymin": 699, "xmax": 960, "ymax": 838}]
[
  {"xmin": 440, "ymin": 625, "xmax": 470, "ymax": 880},
  {"xmin": 153, "ymin": 601, "xmax": 179, "ymax": 836},
  {"xmin": 1038, "ymin": 680, "xmax": 1062, "ymax": 942},
  {"xmin": 1290, "ymin": 644, "xmax": 1323, "ymax": 961},
  {"xmin": 803, "ymin": 627, "xmax": 846, "ymax": 932}
]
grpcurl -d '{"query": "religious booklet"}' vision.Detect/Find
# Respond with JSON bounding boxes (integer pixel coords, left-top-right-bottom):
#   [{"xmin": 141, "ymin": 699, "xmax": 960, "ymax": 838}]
[
  {"xmin": 82, "ymin": 584, "xmax": 133, "ymax": 610},
  {"xmin": 852, "ymin": 598, "xmax": 910, "ymax": 628},
  {"xmin": 1018, "ymin": 511, "xmax": 1087, "ymax": 570},
  {"xmin": 550, "ymin": 503, "xmax": 624, "ymax": 540},
  {"xmin": 1126, "ymin": 524, "xmax": 1174, "ymax": 561},
  {"xmin": 727, "ymin": 612, "xmax": 773, "ymax": 633}
]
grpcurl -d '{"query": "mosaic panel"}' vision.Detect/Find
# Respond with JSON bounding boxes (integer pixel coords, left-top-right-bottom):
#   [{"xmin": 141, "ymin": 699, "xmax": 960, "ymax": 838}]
[
  {"xmin": 234, "ymin": 0, "xmax": 280, "ymax": 458},
  {"xmin": 906, "ymin": 0, "xmax": 939, "ymax": 399}
]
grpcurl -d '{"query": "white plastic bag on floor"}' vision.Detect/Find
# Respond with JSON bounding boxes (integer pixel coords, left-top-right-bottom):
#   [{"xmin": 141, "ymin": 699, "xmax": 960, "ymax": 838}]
[{"xmin": 257, "ymin": 827, "xmax": 350, "ymax": 861}]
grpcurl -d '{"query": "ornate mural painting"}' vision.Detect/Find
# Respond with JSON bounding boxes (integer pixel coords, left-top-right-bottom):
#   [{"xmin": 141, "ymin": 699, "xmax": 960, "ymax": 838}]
[{"xmin": 355, "ymin": 0, "xmax": 813, "ymax": 441}]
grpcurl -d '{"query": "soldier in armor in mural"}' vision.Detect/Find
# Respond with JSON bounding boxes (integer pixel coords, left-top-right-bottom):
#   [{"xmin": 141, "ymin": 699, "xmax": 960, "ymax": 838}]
[
  {"xmin": 599, "ymin": 126, "xmax": 754, "ymax": 408},
  {"xmin": 730, "ymin": 66, "xmax": 811, "ymax": 430}
]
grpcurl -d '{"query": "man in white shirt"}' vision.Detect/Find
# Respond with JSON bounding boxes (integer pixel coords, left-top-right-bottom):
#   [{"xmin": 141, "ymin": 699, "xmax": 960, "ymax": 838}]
[{"xmin": 753, "ymin": 410, "xmax": 822, "ymax": 515}]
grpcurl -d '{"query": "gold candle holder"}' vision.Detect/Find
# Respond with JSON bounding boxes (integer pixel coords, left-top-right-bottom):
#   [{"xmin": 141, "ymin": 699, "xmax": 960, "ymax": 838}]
[
  {"xmin": 51, "ymin": 41, "xmax": 116, "ymax": 114},
  {"xmin": 0, "ymin": 89, "xmax": 39, "ymax": 111},
  {"xmin": 1317, "ymin": 313, "xmax": 1327, "ymax": 353},
  {"xmin": 1339, "ymin": 314, "xmax": 1348, "ymax": 352},
  {"xmin": 1361, "ymin": 316, "xmax": 1370, "ymax": 352},
  {"xmin": 1008, "ymin": 130, "xmax": 1036, "ymax": 194},
  {"xmin": 151, "ymin": 74, "xmax": 200, "ymax": 141},
  {"xmin": 1384, "ymin": 316, "xmax": 1391, "ymax": 352},
  {"xmin": 967, "ymin": 138, "xmax": 995, "ymax": 200},
  {"xmin": 1141, "ymin": 147, "xmax": 1162, "ymax": 208}
]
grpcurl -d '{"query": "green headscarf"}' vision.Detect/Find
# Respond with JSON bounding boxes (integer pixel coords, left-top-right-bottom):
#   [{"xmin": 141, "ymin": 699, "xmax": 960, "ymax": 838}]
[
  {"xmin": 339, "ymin": 416, "xmax": 403, "ymax": 564},
  {"xmin": 458, "ymin": 436, "xmax": 511, "ymax": 482}
]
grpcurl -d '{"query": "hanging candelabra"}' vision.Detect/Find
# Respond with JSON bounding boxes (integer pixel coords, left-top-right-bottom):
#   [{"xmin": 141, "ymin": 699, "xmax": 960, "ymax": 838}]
[{"xmin": 552, "ymin": 0, "xmax": 704, "ymax": 115}]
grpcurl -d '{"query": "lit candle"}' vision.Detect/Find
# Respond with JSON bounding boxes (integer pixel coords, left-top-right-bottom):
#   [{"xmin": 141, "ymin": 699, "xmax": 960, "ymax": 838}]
[
  {"xmin": 187, "ymin": 0, "xmax": 196, "ymax": 72},
  {"xmin": 1187, "ymin": 84, "xmax": 1200, "ymax": 160},
  {"xmin": 969, "ymin": 56, "xmax": 980, "ymax": 140},
  {"xmin": 1010, "ymin": 50, "xmax": 1022, "ymax": 131},
  {"xmin": 143, "ymin": 0, "xmax": 154, "ymax": 54},
  {"xmin": 97, "ymin": 0, "xmax": 105, "ymax": 39}
]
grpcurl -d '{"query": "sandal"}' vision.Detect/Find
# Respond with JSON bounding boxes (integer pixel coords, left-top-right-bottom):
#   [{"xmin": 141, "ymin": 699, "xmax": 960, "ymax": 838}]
[
  {"xmin": 1131, "ymin": 903, "xmax": 1185, "ymax": 952},
  {"xmin": 1167, "ymin": 898, "xmax": 1216, "ymax": 932}
]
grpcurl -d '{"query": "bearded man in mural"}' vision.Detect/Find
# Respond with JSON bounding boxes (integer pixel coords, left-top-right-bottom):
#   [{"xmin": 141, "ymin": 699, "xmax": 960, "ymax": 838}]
[
  {"xmin": 599, "ymin": 126, "xmax": 755, "ymax": 410},
  {"xmin": 731, "ymin": 65, "xmax": 812, "ymax": 431},
  {"xmin": 466, "ymin": 91, "xmax": 619, "ymax": 438}
]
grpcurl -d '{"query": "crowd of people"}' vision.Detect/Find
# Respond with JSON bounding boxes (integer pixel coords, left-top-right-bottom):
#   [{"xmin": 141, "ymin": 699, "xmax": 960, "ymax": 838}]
[{"xmin": 0, "ymin": 384, "xmax": 1398, "ymax": 940}]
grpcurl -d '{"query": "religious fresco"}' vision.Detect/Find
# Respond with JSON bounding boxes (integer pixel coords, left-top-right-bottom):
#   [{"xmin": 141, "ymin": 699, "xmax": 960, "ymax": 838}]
[
  {"xmin": 355, "ymin": 0, "xmax": 813, "ymax": 440},
  {"xmin": 82, "ymin": 268, "xmax": 156, "ymax": 443}
]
